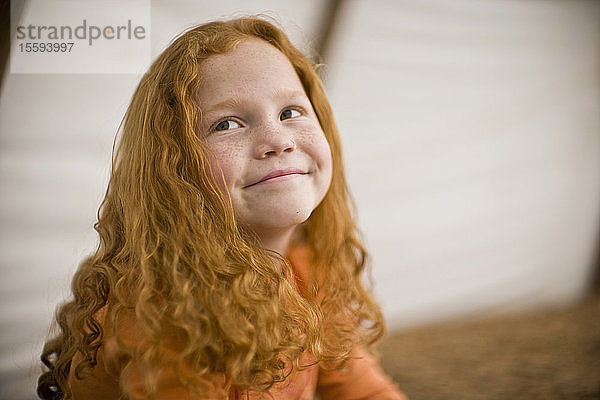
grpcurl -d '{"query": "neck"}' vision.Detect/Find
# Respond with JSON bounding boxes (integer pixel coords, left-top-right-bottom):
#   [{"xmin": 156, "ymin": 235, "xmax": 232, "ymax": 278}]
[{"xmin": 255, "ymin": 227, "xmax": 296, "ymax": 255}]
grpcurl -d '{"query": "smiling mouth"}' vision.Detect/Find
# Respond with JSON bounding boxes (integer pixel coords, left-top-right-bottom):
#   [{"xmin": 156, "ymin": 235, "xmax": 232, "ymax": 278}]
[{"xmin": 245, "ymin": 168, "xmax": 307, "ymax": 188}]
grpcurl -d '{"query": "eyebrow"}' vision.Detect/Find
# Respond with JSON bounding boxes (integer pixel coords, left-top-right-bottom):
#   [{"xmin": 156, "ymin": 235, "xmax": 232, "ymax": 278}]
[
  {"xmin": 273, "ymin": 88, "xmax": 307, "ymax": 101},
  {"xmin": 204, "ymin": 89, "xmax": 308, "ymax": 114}
]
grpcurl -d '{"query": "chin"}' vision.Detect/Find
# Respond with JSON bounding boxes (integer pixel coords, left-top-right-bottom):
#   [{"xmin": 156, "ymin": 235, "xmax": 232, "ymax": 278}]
[
  {"xmin": 271, "ymin": 208, "xmax": 313, "ymax": 227},
  {"xmin": 248, "ymin": 205, "xmax": 315, "ymax": 231}
]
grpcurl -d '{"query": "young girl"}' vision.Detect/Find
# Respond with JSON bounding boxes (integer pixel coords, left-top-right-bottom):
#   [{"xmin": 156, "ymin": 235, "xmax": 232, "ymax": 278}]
[{"xmin": 37, "ymin": 17, "xmax": 407, "ymax": 400}]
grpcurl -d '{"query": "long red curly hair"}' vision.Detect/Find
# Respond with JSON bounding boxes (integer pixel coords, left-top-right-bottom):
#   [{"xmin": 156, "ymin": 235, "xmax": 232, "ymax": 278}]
[{"xmin": 37, "ymin": 16, "xmax": 385, "ymax": 399}]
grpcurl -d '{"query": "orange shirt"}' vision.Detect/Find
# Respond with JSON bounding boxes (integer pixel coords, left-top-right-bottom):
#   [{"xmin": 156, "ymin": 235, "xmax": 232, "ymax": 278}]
[{"xmin": 68, "ymin": 248, "xmax": 407, "ymax": 400}]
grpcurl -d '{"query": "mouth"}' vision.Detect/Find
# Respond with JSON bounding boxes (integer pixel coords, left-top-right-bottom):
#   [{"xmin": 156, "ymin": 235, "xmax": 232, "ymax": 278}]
[{"xmin": 244, "ymin": 168, "xmax": 307, "ymax": 188}]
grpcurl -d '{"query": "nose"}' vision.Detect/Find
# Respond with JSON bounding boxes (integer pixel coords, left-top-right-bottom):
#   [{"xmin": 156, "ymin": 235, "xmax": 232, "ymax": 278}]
[{"xmin": 254, "ymin": 121, "xmax": 296, "ymax": 158}]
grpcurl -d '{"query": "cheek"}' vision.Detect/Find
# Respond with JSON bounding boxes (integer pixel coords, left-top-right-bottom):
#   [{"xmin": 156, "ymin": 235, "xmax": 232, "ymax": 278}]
[
  {"xmin": 312, "ymin": 133, "xmax": 333, "ymax": 190},
  {"xmin": 206, "ymin": 146, "xmax": 239, "ymax": 191},
  {"xmin": 322, "ymin": 149, "xmax": 333, "ymax": 193}
]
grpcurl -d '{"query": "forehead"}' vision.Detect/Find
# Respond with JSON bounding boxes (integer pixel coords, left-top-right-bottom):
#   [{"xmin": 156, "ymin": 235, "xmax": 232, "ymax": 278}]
[{"xmin": 197, "ymin": 39, "xmax": 305, "ymax": 103}]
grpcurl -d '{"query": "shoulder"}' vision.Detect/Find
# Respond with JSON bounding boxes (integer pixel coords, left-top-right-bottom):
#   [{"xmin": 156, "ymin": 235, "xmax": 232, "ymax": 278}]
[
  {"xmin": 69, "ymin": 304, "xmax": 230, "ymax": 399},
  {"xmin": 316, "ymin": 346, "xmax": 409, "ymax": 400},
  {"xmin": 75, "ymin": 304, "xmax": 139, "ymax": 373},
  {"xmin": 68, "ymin": 305, "xmax": 134, "ymax": 399}
]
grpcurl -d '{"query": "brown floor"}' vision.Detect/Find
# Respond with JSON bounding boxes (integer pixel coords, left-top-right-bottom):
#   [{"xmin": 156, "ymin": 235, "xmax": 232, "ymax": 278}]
[{"xmin": 379, "ymin": 293, "xmax": 600, "ymax": 400}]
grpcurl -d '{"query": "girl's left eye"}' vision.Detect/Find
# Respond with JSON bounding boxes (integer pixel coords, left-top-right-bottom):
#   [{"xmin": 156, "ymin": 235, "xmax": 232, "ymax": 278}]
[{"xmin": 280, "ymin": 109, "xmax": 301, "ymax": 121}]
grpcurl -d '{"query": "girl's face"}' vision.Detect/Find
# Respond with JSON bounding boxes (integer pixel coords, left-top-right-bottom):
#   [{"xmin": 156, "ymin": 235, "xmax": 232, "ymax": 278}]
[{"xmin": 197, "ymin": 39, "xmax": 332, "ymax": 251}]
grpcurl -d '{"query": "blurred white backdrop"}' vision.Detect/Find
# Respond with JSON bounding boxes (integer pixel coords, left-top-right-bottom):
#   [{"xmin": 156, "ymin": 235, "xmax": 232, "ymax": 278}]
[{"xmin": 1, "ymin": 1, "xmax": 599, "ymax": 399}]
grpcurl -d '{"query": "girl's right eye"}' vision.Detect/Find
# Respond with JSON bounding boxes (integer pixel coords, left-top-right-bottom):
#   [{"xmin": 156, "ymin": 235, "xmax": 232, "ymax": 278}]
[{"xmin": 214, "ymin": 119, "xmax": 240, "ymax": 132}]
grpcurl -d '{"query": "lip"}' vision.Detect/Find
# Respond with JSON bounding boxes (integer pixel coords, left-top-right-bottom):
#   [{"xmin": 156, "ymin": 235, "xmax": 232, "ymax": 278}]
[{"xmin": 244, "ymin": 168, "xmax": 307, "ymax": 188}]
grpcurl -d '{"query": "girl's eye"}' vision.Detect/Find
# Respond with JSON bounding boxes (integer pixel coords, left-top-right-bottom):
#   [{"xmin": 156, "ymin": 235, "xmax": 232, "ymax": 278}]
[
  {"xmin": 280, "ymin": 109, "xmax": 301, "ymax": 121},
  {"xmin": 214, "ymin": 120, "xmax": 241, "ymax": 131}
]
